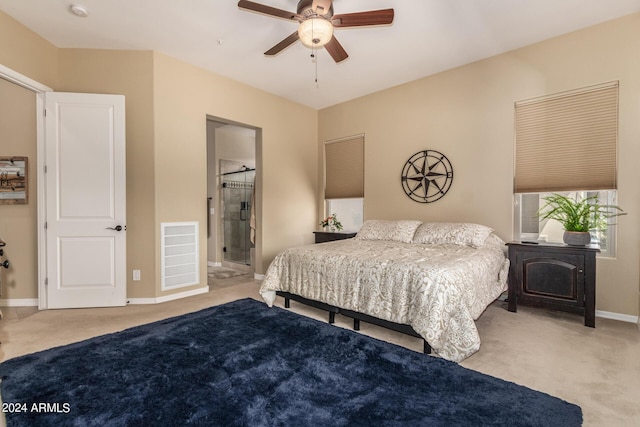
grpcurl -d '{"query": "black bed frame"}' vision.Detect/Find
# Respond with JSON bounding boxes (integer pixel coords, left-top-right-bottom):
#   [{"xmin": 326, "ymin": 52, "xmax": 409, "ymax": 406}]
[{"xmin": 276, "ymin": 291, "xmax": 432, "ymax": 354}]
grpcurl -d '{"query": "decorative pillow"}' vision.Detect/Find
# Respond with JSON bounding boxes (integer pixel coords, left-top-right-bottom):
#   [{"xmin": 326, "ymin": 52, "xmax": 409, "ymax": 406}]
[
  {"xmin": 355, "ymin": 220, "xmax": 422, "ymax": 243},
  {"xmin": 412, "ymin": 222, "xmax": 494, "ymax": 248}
]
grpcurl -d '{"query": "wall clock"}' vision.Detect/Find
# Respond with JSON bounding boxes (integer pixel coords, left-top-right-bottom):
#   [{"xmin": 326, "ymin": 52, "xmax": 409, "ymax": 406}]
[{"xmin": 401, "ymin": 150, "xmax": 453, "ymax": 203}]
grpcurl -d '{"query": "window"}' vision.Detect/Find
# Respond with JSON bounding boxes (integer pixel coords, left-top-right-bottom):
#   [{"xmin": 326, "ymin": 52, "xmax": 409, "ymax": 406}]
[
  {"xmin": 326, "ymin": 198, "xmax": 364, "ymax": 232},
  {"xmin": 515, "ymin": 191, "xmax": 619, "ymax": 256},
  {"xmin": 514, "ymin": 82, "xmax": 619, "ymax": 256},
  {"xmin": 324, "ymin": 135, "xmax": 364, "ymax": 231}
]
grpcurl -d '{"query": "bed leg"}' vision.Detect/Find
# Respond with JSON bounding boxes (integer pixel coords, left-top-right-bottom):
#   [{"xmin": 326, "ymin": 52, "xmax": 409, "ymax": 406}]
[
  {"xmin": 423, "ymin": 340, "xmax": 431, "ymax": 354},
  {"xmin": 329, "ymin": 312, "xmax": 335, "ymax": 324},
  {"xmin": 353, "ymin": 319, "xmax": 360, "ymax": 331},
  {"xmin": 284, "ymin": 297, "xmax": 290, "ymax": 309}
]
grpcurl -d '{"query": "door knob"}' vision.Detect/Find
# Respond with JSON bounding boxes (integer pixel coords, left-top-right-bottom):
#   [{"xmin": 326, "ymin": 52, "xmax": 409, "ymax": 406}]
[{"xmin": 106, "ymin": 225, "xmax": 125, "ymax": 231}]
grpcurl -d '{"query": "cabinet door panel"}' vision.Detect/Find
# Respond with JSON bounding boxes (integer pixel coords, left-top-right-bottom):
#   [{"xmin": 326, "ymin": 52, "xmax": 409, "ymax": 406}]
[
  {"xmin": 515, "ymin": 250, "xmax": 585, "ymax": 307},
  {"xmin": 523, "ymin": 258, "xmax": 578, "ymax": 300}
]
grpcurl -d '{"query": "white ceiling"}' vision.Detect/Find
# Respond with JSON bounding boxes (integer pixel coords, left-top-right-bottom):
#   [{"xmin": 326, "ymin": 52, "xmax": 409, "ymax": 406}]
[{"xmin": 1, "ymin": 0, "xmax": 639, "ymax": 109}]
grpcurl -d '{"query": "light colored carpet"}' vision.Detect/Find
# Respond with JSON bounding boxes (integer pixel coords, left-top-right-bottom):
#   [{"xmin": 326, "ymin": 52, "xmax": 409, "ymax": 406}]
[{"xmin": 0, "ymin": 279, "xmax": 638, "ymax": 426}]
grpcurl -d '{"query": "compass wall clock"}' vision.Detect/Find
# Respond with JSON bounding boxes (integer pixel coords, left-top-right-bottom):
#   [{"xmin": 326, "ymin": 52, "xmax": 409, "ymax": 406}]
[{"xmin": 401, "ymin": 150, "xmax": 453, "ymax": 203}]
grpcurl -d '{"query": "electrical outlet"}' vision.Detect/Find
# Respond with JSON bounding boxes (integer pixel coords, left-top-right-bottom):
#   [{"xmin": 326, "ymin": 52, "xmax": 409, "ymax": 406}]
[{"xmin": 133, "ymin": 269, "xmax": 141, "ymax": 281}]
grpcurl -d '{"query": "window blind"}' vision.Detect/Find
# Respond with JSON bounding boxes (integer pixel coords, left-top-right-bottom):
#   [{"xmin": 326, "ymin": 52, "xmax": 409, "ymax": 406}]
[
  {"xmin": 324, "ymin": 135, "xmax": 364, "ymax": 199},
  {"xmin": 514, "ymin": 81, "xmax": 618, "ymax": 193}
]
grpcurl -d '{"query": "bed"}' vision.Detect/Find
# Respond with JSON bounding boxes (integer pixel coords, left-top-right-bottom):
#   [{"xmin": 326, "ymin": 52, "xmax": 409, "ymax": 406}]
[{"xmin": 260, "ymin": 220, "xmax": 509, "ymax": 362}]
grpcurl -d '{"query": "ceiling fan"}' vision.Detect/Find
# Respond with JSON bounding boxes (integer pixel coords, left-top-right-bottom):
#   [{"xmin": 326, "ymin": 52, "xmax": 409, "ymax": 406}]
[{"xmin": 237, "ymin": 0, "xmax": 394, "ymax": 63}]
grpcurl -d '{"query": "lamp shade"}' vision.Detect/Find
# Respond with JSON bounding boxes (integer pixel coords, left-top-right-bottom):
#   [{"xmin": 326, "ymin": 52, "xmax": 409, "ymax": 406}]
[{"xmin": 298, "ymin": 17, "xmax": 334, "ymax": 48}]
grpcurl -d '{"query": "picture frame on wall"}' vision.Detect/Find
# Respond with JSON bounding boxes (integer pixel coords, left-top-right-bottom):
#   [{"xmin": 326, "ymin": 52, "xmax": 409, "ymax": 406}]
[{"xmin": 0, "ymin": 157, "xmax": 28, "ymax": 205}]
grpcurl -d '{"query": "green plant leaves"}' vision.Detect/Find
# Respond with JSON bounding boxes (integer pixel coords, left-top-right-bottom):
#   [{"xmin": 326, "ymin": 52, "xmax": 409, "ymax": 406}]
[{"xmin": 536, "ymin": 193, "xmax": 625, "ymax": 232}]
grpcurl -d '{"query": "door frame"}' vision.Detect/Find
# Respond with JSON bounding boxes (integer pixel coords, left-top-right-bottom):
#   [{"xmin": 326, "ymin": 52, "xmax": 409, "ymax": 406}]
[
  {"xmin": 206, "ymin": 115, "xmax": 263, "ymax": 277},
  {"xmin": 0, "ymin": 64, "xmax": 52, "ymax": 309}
]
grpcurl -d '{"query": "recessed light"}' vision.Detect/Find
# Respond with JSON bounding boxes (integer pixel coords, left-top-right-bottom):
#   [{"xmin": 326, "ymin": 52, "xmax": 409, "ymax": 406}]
[{"xmin": 69, "ymin": 4, "xmax": 89, "ymax": 18}]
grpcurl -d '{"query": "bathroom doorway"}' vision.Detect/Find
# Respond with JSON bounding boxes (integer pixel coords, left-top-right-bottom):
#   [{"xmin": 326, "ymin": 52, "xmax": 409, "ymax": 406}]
[{"xmin": 206, "ymin": 118, "xmax": 257, "ymax": 284}]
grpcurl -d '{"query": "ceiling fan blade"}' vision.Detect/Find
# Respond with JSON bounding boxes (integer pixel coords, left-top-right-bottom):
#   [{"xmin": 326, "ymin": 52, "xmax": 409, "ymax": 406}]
[
  {"xmin": 264, "ymin": 31, "xmax": 300, "ymax": 56},
  {"xmin": 312, "ymin": 0, "xmax": 333, "ymax": 14},
  {"xmin": 324, "ymin": 36, "xmax": 348, "ymax": 63},
  {"xmin": 331, "ymin": 9, "xmax": 395, "ymax": 27},
  {"xmin": 237, "ymin": 0, "xmax": 301, "ymax": 21}
]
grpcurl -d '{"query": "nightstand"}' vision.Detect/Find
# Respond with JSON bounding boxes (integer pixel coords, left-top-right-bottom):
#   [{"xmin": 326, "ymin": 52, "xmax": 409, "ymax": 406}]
[
  {"xmin": 313, "ymin": 231, "xmax": 357, "ymax": 243},
  {"xmin": 506, "ymin": 242, "xmax": 600, "ymax": 327}
]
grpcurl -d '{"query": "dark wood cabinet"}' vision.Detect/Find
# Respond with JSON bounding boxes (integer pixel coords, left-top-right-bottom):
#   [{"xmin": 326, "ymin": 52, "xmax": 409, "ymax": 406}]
[
  {"xmin": 313, "ymin": 231, "xmax": 357, "ymax": 243},
  {"xmin": 506, "ymin": 242, "xmax": 599, "ymax": 327}
]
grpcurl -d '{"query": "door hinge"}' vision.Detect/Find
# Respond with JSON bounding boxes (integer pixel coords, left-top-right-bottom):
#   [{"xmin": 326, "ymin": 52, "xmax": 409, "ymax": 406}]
[
  {"xmin": 44, "ymin": 165, "xmax": 47, "ymax": 173},
  {"xmin": 44, "ymin": 222, "xmax": 47, "ymax": 229},
  {"xmin": 44, "ymin": 109, "xmax": 47, "ymax": 117},
  {"xmin": 45, "ymin": 278, "xmax": 48, "ymax": 286}
]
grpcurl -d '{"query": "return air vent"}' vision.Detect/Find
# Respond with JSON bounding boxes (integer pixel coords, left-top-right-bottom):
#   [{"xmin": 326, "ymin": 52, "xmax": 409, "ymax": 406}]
[{"xmin": 161, "ymin": 222, "xmax": 199, "ymax": 291}]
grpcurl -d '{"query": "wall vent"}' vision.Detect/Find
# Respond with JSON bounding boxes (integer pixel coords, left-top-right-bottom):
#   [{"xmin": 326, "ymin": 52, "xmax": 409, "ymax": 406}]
[{"xmin": 161, "ymin": 222, "xmax": 199, "ymax": 291}]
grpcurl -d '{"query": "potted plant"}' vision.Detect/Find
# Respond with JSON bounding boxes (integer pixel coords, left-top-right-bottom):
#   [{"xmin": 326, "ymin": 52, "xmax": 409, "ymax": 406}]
[
  {"xmin": 537, "ymin": 193, "xmax": 626, "ymax": 246},
  {"xmin": 320, "ymin": 214, "xmax": 343, "ymax": 232}
]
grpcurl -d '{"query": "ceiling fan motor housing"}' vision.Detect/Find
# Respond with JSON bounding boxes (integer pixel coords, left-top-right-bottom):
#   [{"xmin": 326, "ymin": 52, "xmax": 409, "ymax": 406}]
[{"xmin": 297, "ymin": 0, "xmax": 334, "ymax": 18}]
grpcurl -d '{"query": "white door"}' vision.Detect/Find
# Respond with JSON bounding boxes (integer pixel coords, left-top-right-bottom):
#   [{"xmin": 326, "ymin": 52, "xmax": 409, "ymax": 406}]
[{"xmin": 45, "ymin": 92, "xmax": 126, "ymax": 308}]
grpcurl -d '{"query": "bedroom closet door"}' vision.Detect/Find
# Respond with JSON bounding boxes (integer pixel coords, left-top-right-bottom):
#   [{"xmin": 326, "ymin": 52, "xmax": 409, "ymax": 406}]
[{"xmin": 44, "ymin": 92, "xmax": 127, "ymax": 308}]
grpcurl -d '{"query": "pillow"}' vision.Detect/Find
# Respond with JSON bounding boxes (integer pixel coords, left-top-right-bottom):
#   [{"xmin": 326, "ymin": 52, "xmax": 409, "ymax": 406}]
[
  {"xmin": 412, "ymin": 222, "xmax": 494, "ymax": 248},
  {"xmin": 355, "ymin": 220, "xmax": 422, "ymax": 243},
  {"xmin": 482, "ymin": 232, "xmax": 506, "ymax": 249}
]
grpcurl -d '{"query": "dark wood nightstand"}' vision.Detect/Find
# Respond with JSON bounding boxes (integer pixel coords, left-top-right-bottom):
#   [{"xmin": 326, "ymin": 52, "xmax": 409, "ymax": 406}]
[
  {"xmin": 313, "ymin": 231, "xmax": 357, "ymax": 243},
  {"xmin": 506, "ymin": 241, "xmax": 600, "ymax": 327}
]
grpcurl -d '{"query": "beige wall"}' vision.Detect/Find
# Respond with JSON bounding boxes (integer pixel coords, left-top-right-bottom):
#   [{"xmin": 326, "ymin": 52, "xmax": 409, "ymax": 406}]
[
  {"xmin": 0, "ymin": 79, "xmax": 37, "ymax": 299},
  {"xmin": 318, "ymin": 13, "xmax": 640, "ymax": 317},
  {"xmin": 0, "ymin": 11, "xmax": 57, "ymax": 302},
  {"xmin": 2, "ymin": 7, "xmax": 638, "ymax": 317},
  {"xmin": 0, "ymin": 11, "xmax": 58, "ymax": 89},
  {"xmin": 58, "ymin": 49, "xmax": 157, "ymax": 300},
  {"xmin": 1, "ymin": 8, "xmax": 318, "ymax": 301},
  {"xmin": 152, "ymin": 52, "xmax": 318, "ymax": 297}
]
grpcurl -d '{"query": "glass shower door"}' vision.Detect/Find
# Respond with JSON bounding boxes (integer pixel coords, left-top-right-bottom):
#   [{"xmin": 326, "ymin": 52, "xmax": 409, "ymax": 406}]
[{"xmin": 222, "ymin": 169, "xmax": 254, "ymax": 265}]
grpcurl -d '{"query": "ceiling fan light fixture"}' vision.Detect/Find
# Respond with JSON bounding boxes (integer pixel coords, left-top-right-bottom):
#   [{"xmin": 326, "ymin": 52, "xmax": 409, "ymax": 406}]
[{"xmin": 298, "ymin": 17, "xmax": 333, "ymax": 48}]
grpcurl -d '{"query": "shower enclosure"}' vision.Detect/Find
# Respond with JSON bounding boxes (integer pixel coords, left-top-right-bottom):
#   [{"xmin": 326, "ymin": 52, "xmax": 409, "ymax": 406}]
[{"xmin": 221, "ymin": 167, "xmax": 255, "ymax": 266}]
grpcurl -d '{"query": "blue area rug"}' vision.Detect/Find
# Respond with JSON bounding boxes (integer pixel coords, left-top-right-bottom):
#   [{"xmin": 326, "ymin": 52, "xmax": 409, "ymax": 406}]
[{"xmin": 0, "ymin": 298, "xmax": 582, "ymax": 426}]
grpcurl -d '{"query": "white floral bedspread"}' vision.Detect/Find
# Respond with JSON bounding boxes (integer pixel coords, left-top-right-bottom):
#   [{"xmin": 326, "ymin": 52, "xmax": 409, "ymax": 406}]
[{"xmin": 260, "ymin": 237, "xmax": 509, "ymax": 362}]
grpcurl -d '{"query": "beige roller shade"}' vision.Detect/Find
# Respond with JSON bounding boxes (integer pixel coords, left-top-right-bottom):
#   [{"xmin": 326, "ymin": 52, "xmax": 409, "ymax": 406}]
[
  {"xmin": 514, "ymin": 81, "xmax": 618, "ymax": 193},
  {"xmin": 324, "ymin": 135, "xmax": 364, "ymax": 199}
]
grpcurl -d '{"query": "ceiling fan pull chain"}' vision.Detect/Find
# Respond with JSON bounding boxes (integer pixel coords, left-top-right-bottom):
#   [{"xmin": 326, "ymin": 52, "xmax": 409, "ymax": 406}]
[
  {"xmin": 315, "ymin": 49, "xmax": 319, "ymax": 86},
  {"xmin": 310, "ymin": 48, "xmax": 319, "ymax": 87}
]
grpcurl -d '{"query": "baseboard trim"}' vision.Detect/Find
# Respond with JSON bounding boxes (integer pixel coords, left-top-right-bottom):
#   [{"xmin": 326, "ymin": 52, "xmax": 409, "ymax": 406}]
[
  {"xmin": 207, "ymin": 261, "xmax": 222, "ymax": 267},
  {"xmin": 0, "ymin": 298, "xmax": 38, "ymax": 307},
  {"xmin": 596, "ymin": 310, "xmax": 638, "ymax": 324},
  {"xmin": 1, "ymin": 287, "xmax": 208, "ymax": 307},
  {"xmin": 8, "ymin": 293, "xmax": 634, "ymax": 322},
  {"xmin": 254, "ymin": 273, "xmax": 265, "ymax": 280},
  {"xmin": 127, "ymin": 286, "xmax": 209, "ymax": 305}
]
